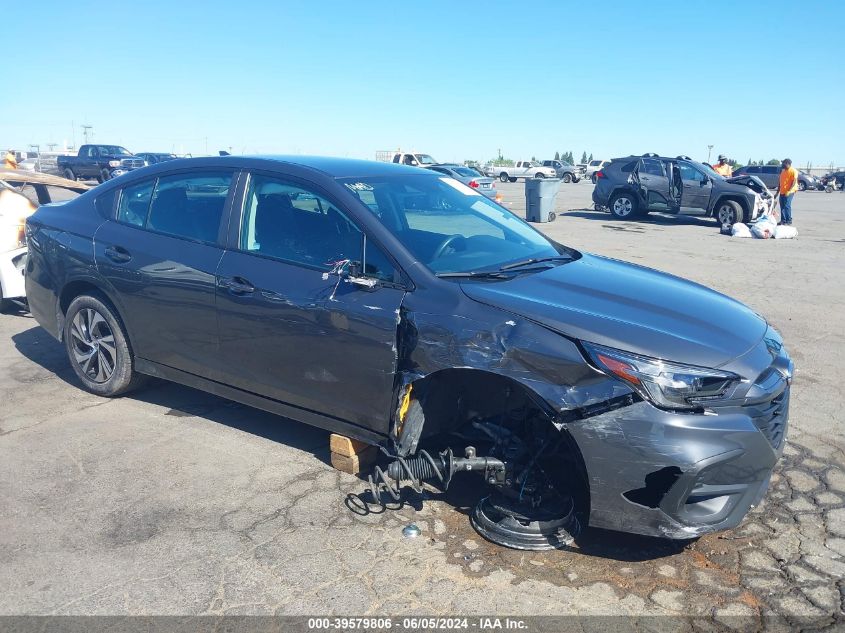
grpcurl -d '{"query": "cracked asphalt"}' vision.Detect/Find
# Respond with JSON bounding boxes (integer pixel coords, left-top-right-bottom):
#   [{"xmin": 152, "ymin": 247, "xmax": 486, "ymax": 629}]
[{"xmin": 1, "ymin": 182, "xmax": 843, "ymax": 627}]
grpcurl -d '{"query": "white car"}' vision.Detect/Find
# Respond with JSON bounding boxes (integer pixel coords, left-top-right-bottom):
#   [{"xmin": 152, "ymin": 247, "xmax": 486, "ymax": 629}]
[
  {"xmin": 585, "ymin": 159, "xmax": 611, "ymax": 183},
  {"xmin": 0, "ymin": 170, "xmax": 89, "ymax": 311}
]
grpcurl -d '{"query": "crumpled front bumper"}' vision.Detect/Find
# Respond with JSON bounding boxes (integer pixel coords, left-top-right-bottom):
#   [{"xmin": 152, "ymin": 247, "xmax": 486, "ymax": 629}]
[{"xmin": 566, "ymin": 384, "xmax": 789, "ymax": 539}]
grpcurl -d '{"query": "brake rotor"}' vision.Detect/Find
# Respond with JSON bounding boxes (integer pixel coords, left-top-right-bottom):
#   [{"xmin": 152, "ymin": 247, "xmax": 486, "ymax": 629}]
[{"xmin": 470, "ymin": 492, "xmax": 580, "ymax": 551}]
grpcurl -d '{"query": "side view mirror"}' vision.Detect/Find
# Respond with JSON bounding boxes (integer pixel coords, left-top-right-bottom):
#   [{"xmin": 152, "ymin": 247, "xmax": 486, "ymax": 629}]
[
  {"xmin": 410, "ymin": 160, "xmax": 419, "ymax": 166},
  {"xmin": 335, "ymin": 261, "xmax": 378, "ymax": 289}
]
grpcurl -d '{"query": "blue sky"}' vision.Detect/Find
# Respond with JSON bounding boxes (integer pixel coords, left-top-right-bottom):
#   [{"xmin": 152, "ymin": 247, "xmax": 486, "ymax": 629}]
[{"xmin": 3, "ymin": 0, "xmax": 844, "ymax": 167}]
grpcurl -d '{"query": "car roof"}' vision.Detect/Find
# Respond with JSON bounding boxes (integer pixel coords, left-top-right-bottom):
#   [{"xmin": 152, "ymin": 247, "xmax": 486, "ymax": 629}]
[{"xmin": 132, "ymin": 155, "xmax": 433, "ymax": 179}]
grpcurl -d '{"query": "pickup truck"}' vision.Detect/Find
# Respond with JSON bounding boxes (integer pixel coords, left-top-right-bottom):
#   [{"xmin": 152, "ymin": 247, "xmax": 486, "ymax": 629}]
[
  {"xmin": 57, "ymin": 145, "xmax": 146, "ymax": 182},
  {"xmin": 376, "ymin": 151, "xmax": 438, "ymax": 167},
  {"xmin": 541, "ymin": 160, "xmax": 581, "ymax": 183},
  {"xmin": 485, "ymin": 161, "xmax": 557, "ymax": 182}
]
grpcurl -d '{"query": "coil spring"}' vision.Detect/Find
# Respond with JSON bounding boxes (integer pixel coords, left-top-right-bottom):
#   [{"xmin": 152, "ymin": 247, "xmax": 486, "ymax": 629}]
[{"xmin": 368, "ymin": 448, "xmax": 446, "ymax": 503}]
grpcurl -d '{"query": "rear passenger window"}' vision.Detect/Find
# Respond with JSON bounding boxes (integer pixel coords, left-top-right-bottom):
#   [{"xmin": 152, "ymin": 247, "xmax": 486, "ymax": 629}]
[
  {"xmin": 117, "ymin": 179, "xmax": 155, "ymax": 227},
  {"xmin": 641, "ymin": 159, "xmax": 665, "ymax": 176},
  {"xmin": 240, "ymin": 174, "xmax": 363, "ymax": 270},
  {"xmin": 147, "ymin": 171, "xmax": 234, "ymax": 243}
]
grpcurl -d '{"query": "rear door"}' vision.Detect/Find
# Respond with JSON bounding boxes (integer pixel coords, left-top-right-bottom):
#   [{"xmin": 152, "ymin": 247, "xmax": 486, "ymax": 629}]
[
  {"xmin": 633, "ymin": 158, "xmax": 675, "ymax": 211},
  {"xmin": 94, "ymin": 168, "xmax": 237, "ymax": 379},
  {"xmin": 214, "ymin": 170, "xmax": 406, "ymax": 433},
  {"xmin": 678, "ymin": 162, "xmax": 712, "ymax": 214}
]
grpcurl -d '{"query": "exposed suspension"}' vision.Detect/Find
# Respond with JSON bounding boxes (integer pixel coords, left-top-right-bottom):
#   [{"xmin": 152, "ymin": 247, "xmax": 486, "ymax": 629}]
[{"xmin": 368, "ymin": 446, "xmax": 506, "ymax": 503}]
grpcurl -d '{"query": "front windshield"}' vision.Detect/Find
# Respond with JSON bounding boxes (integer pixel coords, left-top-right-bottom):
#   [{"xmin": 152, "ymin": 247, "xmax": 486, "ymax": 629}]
[
  {"xmin": 528, "ymin": 161, "xmax": 540, "ymax": 167},
  {"xmin": 416, "ymin": 154, "xmax": 436, "ymax": 165},
  {"xmin": 696, "ymin": 161, "xmax": 722, "ymax": 179},
  {"xmin": 340, "ymin": 174, "xmax": 564, "ymax": 275}
]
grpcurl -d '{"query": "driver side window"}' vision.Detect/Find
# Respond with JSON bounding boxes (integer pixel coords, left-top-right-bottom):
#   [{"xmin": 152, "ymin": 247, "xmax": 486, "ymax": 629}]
[
  {"xmin": 240, "ymin": 174, "xmax": 398, "ymax": 282},
  {"xmin": 679, "ymin": 163, "xmax": 703, "ymax": 181}
]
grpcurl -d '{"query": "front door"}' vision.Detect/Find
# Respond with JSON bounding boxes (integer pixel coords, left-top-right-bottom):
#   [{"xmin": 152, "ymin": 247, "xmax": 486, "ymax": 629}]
[
  {"xmin": 94, "ymin": 169, "xmax": 236, "ymax": 379},
  {"xmin": 215, "ymin": 172, "xmax": 406, "ymax": 434},
  {"xmin": 678, "ymin": 162, "xmax": 713, "ymax": 214}
]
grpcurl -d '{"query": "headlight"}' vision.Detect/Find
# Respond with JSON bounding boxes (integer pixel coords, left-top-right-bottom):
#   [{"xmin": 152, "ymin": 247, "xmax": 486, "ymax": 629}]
[
  {"xmin": 581, "ymin": 342, "xmax": 740, "ymax": 410},
  {"xmin": 108, "ymin": 160, "xmax": 121, "ymax": 167}
]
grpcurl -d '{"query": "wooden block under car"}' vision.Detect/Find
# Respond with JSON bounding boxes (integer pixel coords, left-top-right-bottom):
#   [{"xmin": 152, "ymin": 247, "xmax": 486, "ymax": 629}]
[
  {"xmin": 330, "ymin": 433, "xmax": 374, "ymax": 457},
  {"xmin": 329, "ymin": 433, "xmax": 378, "ymax": 475},
  {"xmin": 330, "ymin": 447, "xmax": 378, "ymax": 475}
]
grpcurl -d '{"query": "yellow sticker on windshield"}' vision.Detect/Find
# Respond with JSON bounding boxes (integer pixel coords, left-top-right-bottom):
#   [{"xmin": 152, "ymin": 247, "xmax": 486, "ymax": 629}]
[{"xmin": 439, "ymin": 177, "xmax": 481, "ymax": 196}]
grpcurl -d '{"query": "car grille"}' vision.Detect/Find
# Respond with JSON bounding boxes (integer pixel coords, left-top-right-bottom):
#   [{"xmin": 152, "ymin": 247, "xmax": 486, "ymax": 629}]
[
  {"xmin": 121, "ymin": 158, "xmax": 145, "ymax": 169},
  {"xmin": 751, "ymin": 388, "xmax": 789, "ymax": 450}
]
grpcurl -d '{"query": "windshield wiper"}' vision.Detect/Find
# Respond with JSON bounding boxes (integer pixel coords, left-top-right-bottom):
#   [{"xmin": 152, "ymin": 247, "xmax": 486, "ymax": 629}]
[
  {"xmin": 498, "ymin": 255, "xmax": 573, "ymax": 271},
  {"xmin": 435, "ymin": 270, "xmax": 511, "ymax": 279}
]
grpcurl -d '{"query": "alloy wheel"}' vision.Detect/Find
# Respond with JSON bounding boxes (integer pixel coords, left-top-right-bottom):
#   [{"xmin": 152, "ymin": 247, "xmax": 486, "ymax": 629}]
[
  {"xmin": 69, "ymin": 308, "xmax": 116, "ymax": 383},
  {"xmin": 613, "ymin": 197, "xmax": 633, "ymax": 217},
  {"xmin": 717, "ymin": 204, "xmax": 736, "ymax": 225}
]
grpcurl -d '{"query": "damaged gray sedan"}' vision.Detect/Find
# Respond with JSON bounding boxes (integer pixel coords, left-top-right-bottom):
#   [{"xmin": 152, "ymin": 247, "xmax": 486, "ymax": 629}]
[{"xmin": 25, "ymin": 156, "xmax": 792, "ymax": 550}]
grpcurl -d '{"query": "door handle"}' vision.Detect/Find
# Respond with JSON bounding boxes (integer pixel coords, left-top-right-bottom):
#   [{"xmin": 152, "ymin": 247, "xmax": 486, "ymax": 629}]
[
  {"xmin": 104, "ymin": 246, "xmax": 132, "ymax": 263},
  {"xmin": 218, "ymin": 276, "xmax": 255, "ymax": 295}
]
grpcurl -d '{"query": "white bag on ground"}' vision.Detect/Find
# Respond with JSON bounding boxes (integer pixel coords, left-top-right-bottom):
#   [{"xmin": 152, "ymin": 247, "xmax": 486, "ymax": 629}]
[
  {"xmin": 731, "ymin": 222, "xmax": 752, "ymax": 238},
  {"xmin": 751, "ymin": 219, "xmax": 777, "ymax": 239},
  {"xmin": 774, "ymin": 225, "xmax": 797, "ymax": 239}
]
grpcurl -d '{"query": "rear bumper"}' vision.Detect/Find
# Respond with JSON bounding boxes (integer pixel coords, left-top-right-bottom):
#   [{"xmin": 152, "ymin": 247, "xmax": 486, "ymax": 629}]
[
  {"xmin": 0, "ymin": 247, "xmax": 28, "ymax": 300},
  {"xmin": 567, "ymin": 390, "xmax": 788, "ymax": 539}
]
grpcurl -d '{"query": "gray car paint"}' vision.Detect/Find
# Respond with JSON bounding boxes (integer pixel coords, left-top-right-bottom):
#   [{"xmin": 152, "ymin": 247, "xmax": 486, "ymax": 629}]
[{"xmin": 25, "ymin": 155, "xmax": 792, "ymax": 539}]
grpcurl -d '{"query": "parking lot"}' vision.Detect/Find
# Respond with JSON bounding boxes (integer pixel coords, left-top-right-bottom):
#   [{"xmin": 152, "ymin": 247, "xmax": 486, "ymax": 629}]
[{"xmin": 1, "ymin": 181, "xmax": 843, "ymax": 624}]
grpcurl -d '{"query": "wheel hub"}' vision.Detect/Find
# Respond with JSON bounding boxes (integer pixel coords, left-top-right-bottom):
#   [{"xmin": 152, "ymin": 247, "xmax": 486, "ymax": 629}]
[{"xmin": 470, "ymin": 491, "xmax": 580, "ymax": 551}]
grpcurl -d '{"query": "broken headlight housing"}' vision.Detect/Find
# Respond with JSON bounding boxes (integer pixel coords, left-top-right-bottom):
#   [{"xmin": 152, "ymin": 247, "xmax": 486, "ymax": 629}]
[{"xmin": 581, "ymin": 342, "xmax": 740, "ymax": 411}]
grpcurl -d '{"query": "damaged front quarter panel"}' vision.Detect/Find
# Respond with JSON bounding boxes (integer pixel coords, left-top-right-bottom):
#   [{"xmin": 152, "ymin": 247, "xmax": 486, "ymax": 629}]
[{"xmin": 388, "ymin": 291, "xmax": 783, "ymax": 539}]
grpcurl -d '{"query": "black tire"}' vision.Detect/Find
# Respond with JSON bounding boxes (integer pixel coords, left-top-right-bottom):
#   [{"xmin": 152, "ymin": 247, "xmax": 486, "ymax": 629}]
[
  {"xmin": 499, "ymin": 172, "xmax": 509, "ymax": 183},
  {"xmin": 609, "ymin": 191, "xmax": 639, "ymax": 219},
  {"xmin": 63, "ymin": 168, "xmax": 76, "ymax": 181},
  {"xmin": 63, "ymin": 294, "xmax": 145, "ymax": 397},
  {"xmin": 591, "ymin": 173, "xmax": 598, "ymax": 184},
  {"xmin": 825, "ymin": 185, "xmax": 833, "ymax": 193},
  {"xmin": 100, "ymin": 168, "xmax": 111, "ymax": 183},
  {"xmin": 714, "ymin": 199, "xmax": 746, "ymax": 226},
  {"xmin": 798, "ymin": 181, "xmax": 807, "ymax": 192},
  {"xmin": 548, "ymin": 211, "xmax": 556, "ymax": 222},
  {"xmin": 534, "ymin": 172, "xmax": 545, "ymax": 179},
  {"xmin": 562, "ymin": 173, "xmax": 572, "ymax": 183},
  {"xmin": 508, "ymin": 177, "xmax": 517, "ymax": 183}
]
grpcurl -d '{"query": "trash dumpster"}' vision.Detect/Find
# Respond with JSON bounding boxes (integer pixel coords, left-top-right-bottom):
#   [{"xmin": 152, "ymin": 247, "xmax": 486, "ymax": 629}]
[{"xmin": 525, "ymin": 178, "xmax": 561, "ymax": 222}]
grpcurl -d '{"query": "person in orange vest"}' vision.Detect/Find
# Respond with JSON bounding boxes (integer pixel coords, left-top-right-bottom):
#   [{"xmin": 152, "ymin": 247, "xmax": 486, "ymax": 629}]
[
  {"xmin": 778, "ymin": 158, "xmax": 798, "ymax": 226},
  {"xmin": 713, "ymin": 155, "xmax": 732, "ymax": 177},
  {"xmin": 3, "ymin": 149, "xmax": 18, "ymax": 169}
]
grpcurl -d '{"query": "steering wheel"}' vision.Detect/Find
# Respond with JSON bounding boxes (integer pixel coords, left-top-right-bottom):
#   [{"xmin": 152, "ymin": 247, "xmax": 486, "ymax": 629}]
[{"xmin": 432, "ymin": 234, "xmax": 467, "ymax": 261}]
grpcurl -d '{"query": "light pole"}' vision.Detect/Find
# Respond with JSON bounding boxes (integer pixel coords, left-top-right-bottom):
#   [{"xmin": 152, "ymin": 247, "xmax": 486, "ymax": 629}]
[{"xmin": 707, "ymin": 145, "xmax": 714, "ymax": 163}]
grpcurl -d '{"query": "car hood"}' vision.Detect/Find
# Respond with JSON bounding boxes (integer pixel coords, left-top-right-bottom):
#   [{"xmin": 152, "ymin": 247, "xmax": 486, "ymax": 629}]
[{"xmin": 460, "ymin": 253, "xmax": 768, "ymax": 369}]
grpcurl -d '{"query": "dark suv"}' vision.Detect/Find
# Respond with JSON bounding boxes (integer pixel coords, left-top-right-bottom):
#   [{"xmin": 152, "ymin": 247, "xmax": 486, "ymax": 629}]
[
  {"xmin": 733, "ymin": 165, "xmax": 817, "ymax": 191},
  {"xmin": 593, "ymin": 154, "xmax": 768, "ymax": 225}
]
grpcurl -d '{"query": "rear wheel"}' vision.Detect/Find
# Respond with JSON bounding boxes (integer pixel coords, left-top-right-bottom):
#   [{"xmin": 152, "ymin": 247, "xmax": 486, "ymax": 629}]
[
  {"xmin": 591, "ymin": 173, "xmax": 598, "ymax": 184},
  {"xmin": 63, "ymin": 294, "xmax": 145, "ymax": 397},
  {"xmin": 508, "ymin": 177, "xmax": 517, "ymax": 183},
  {"xmin": 63, "ymin": 168, "xmax": 75, "ymax": 181},
  {"xmin": 562, "ymin": 173, "xmax": 572, "ymax": 183},
  {"xmin": 609, "ymin": 192, "xmax": 639, "ymax": 219},
  {"xmin": 715, "ymin": 199, "xmax": 745, "ymax": 226},
  {"xmin": 499, "ymin": 172, "xmax": 509, "ymax": 183}
]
